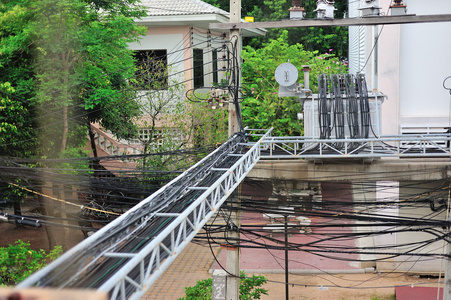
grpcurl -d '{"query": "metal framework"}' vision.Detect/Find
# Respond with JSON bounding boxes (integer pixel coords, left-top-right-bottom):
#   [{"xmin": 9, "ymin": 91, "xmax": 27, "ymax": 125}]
[
  {"xmin": 259, "ymin": 134, "xmax": 451, "ymax": 159},
  {"xmin": 15, "ymin": 128, "xmax": 451, "ymax": 300},
  {"xmin": 17, "ymin": 129, "xmax": 272, "ymax": 300}
]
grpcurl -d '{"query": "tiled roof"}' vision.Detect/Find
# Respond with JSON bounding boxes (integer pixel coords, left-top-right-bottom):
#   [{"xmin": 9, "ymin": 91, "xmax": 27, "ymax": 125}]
[{"xmin": 140, "ymin": 0, "xmax": 229, "ymax": 16}]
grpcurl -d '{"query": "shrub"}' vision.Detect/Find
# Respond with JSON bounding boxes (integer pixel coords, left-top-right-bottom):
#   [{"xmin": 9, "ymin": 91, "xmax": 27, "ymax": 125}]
[
  {"xmin": 179, "ymin": 271, "xmax": 268, "ymax": 300},
  {"xmin": 0, "ymin": 240, "xmax": 63, "ymax": 286}
]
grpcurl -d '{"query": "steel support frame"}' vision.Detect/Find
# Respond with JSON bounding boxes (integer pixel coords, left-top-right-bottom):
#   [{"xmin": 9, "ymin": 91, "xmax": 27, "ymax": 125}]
[
  {"xmin": 261, "ymin": 134, "xmax": 451, "ymax": 159},
  {"xmin": 17, "ymin": 129, "xmax": 272, "ymax": 299},
  {"xmin": 100, "ymin": 129, "xmax": 270, "ymax": 300},
  {"xmin": 16, "ymin": 133, "xmax": 240, "ymax": 288}
]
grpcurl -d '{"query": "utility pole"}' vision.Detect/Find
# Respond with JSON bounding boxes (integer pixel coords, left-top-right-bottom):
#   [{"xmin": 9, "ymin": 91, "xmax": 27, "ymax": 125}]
[
  {"xmin": 444, "ymin": 185, "xmax": 451, "ymax": 300},
  {"xmin": 225, "ymin": 1, "xmax": 241, "ymax": 299},
  {"xmin": 228, "ymin": 0, "xmax": 241, "ymax": 137}
]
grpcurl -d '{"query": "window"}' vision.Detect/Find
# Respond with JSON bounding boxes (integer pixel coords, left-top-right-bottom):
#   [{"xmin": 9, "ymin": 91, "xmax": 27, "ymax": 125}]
[
  {"xmin": 134, "ymin": 50, "xmax": 168, "ymax": 90},
  {"xmin": 193, "ymin": 49, "xmax": 204, "ymax": 88}
]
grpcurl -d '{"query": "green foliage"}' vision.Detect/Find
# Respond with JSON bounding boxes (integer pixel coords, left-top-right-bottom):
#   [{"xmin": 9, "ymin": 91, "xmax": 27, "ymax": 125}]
[
  {"xmin": 0, "ymin": 240, "xmax": 62, "ymax": 286},
  {"xmin": 178, "ymin": 271, "xmax": 268, "ymax": 300},
  {"xmin": 239, "ymin": 271, "xmax": 269, "ymax": 300},
  {"xmin": 241, "ymin": 31, "xmax": 347, "ymax": 136},
  {"xmin": 53, "ymin": 146, "xmax": 91, "ymax": 174},
  {"xmin": 181, "ymin": 276, "xmax": 212, "ymax": 300},
  {"xmin": 0, "ymin": 83, "xmax": 35, "ymax": 156},
  {"xmin": 0, "ymin": 0, "xmax": 37, "ymax": 157},
  {"xmin": 31, "ymin": 0, "xmax": 146, "ymax": 156},
  {"xmin": 0, "ymin": 0, "xmax": 146, "ymax": 158},
  {"xmin": 133, "ymin": 58, "xmax": 228, "ymax": 171},
  {"xmin": 136, "ymin": 97, "xmax": 228, "ymax": 171}
]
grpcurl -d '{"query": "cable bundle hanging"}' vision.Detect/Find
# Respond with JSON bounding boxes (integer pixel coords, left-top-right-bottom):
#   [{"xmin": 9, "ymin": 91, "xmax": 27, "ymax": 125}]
[{"xmin": 318, "ymin": 74, "xmax": 331, "ymax": 140}]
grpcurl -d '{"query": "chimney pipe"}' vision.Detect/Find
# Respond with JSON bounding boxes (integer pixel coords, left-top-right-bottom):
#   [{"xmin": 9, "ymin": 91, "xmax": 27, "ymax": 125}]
[
  {"xmin": 302, "ymin": 65, "xmax": 311, "ymax": 90},
  {"xmin": 390, "ymin": 0, "xmax": 407, "ymax": 15},
  {"xmin": 289, "ymin": 0, "xmax": 305, "ymax": 19}
]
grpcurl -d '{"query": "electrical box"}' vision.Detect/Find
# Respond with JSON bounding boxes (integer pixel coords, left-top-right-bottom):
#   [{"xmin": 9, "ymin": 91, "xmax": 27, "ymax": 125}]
[{"xmin": 303, "ymin": 92, "xmax": 385, "ymax": 139}]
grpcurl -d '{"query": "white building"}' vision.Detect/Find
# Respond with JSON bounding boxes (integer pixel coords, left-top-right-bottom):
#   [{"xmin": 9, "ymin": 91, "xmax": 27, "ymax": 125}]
[
  {"xmin": 349, "ymin": 0, "xmax": 451, "ymax": 273},
  {"xmin": 349, "ymin": 0, "xmax": 451, "ymax": 136}
]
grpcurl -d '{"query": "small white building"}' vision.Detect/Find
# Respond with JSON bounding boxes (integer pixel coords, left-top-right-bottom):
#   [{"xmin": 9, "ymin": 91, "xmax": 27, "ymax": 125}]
[{"xmin": 349, "ymin": 0, "xmax": 451, "ymax": 274}]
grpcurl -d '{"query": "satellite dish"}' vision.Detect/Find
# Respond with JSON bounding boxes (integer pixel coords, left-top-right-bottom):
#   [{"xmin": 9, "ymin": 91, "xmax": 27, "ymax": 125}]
[{"xmin": 275, "ymin": 62, "xmax": 298, "ymax": 87}]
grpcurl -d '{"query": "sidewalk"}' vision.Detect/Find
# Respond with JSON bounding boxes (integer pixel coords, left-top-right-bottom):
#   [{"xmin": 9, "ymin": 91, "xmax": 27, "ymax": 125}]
[
  {"xmin": 141, "ymin": 236, "xmax": 440, "ymax": 300},
  {"xmin": 142, "ymin": 237, "xmax": 221, "ymax": 300}
]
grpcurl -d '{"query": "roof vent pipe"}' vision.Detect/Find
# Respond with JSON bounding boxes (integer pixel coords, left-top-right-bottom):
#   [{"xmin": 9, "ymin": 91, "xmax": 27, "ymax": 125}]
[
  {"xmin": 289, "ymin": 0, "xmax": 305, "ymax": 19},
  {"xmin": 390, "ymin": 0, "xmax": 407, "ymax": 15},
  {"xmin": 302, "ymin": 65, "xmax": 311, "ymax": 90},
  {"xmin": 359, "ymin": 0, "xmax": 381, "ymax": 17}
]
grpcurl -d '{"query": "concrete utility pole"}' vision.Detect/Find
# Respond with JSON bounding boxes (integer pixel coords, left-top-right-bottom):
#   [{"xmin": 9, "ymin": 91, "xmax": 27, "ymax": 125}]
[
  {"xmin": 226, "ymin": 192, "xmax": 240, "ymax": 300},
  {"xmin": 228, "ymin": 0, "xmax": 241, "ymax": 137},
  {"xmin": 225, "ymin": 0, "xmax": 243, "ymax": 297},
  {"xmin": 225, "ymin": 2, "xmax": 241, "ymax": 297},
  {"xmin": 444, "ymin": 185, "xmax": 451, "ymax": 300}
]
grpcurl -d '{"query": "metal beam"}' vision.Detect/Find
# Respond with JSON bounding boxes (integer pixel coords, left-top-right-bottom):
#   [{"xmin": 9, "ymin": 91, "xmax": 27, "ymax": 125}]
[
  {"xmin": 259, "ymin": 135, "xmax": 451, "ymax": 159},
  {"xmin": 209, "ymin": 14, "xmax": 451, "ymax": 30},
  {"xmin": 249, "ymin": 159, "xmax": 451, "ymax": 182}
]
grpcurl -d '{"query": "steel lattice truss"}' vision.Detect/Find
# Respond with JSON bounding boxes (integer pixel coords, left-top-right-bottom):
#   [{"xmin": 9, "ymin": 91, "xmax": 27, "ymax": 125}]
[
  {"xmin": 17, "ymin": 129, "xmax": 272, "ymax": 300},
  {"xmin": 260, "ymin": 134, "xmax": 451, "ymax": 159}
]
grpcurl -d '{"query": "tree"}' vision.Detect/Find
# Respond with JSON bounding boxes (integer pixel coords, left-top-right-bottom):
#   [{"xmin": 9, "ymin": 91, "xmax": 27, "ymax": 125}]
[
  {"xmin": 0, "ymin": 0, "xmax": 39, "ymax": 225},
  {"xmin": 132, "ymin": 59, "xmax": 187, "ymax": 170},
  {"xmin": 32, "ymin": 0, "xmax": 146, "ymax": 158},
  {"xmin": 241, "ymin": 31, "xmax": 348, "ymax": 136},
  {"xmin": 132, "ymin": 59, "xmax": 228, "ymax": 171},
  {"xmin": 0, "ymin": 0, "xmax": 148, "ymax": 249},
  {"xmin": 0, "ymin": 0, "xmax": 37, "ymax": 157}
]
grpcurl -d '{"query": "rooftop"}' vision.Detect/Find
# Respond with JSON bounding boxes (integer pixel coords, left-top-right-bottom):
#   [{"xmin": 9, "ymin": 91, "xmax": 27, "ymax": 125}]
[{"xmin": 140, "ymin": 0, "xmax": 228, "ymax": 17}]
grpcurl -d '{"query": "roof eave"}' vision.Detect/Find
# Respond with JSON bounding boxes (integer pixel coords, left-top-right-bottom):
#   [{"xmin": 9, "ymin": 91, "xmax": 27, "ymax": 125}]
[{"xmin": 135, "ymin": 14, "xmax": 266, "ymax": 37}]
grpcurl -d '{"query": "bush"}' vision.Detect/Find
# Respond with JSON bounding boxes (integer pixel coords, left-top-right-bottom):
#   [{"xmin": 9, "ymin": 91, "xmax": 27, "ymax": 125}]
[
  {"xmin": 179, "ymin": 271, "xmax": 268, "ymax": 300},
  {"xmin": 0, "ymin": 240, "xmax": 63, "ymax": 286}
]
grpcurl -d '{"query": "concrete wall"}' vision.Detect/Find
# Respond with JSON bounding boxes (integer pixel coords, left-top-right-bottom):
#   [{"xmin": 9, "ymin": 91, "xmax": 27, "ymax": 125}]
[{"xmin": 352, "ymin": 180, "xmax": 448, "ymax": 274}]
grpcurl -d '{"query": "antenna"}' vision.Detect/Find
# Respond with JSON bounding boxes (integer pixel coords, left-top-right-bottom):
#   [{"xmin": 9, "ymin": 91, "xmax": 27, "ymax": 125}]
[
  {"xmin": 275, "ymin": 62, "xmax": 298, "ymax": 87},
  {"xmin": 274, "ymin": 62, "xmax": 312, "ymax": 99}
]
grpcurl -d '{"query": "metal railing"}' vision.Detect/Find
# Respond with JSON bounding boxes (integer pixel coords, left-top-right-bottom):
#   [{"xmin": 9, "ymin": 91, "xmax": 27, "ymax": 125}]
[{"xmin": 259, "ymin": 134, "xmax": 451, "ymax": 159}]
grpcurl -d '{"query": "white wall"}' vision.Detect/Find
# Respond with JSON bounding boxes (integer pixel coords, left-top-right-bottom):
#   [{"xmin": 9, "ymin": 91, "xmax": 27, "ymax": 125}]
[
  {"xmin": 398, "ymin": 1, "xmax": 451, "ymax": 130},
  {"xmin": 350, "ymin": 0, "xmax": 451, "ymax": 135}
]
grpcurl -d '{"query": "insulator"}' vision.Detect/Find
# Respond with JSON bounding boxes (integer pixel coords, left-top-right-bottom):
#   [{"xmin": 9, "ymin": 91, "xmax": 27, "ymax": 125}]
[{"xmin": 0, "ymin": 215, "xmax": 8, "ymax": 222}]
